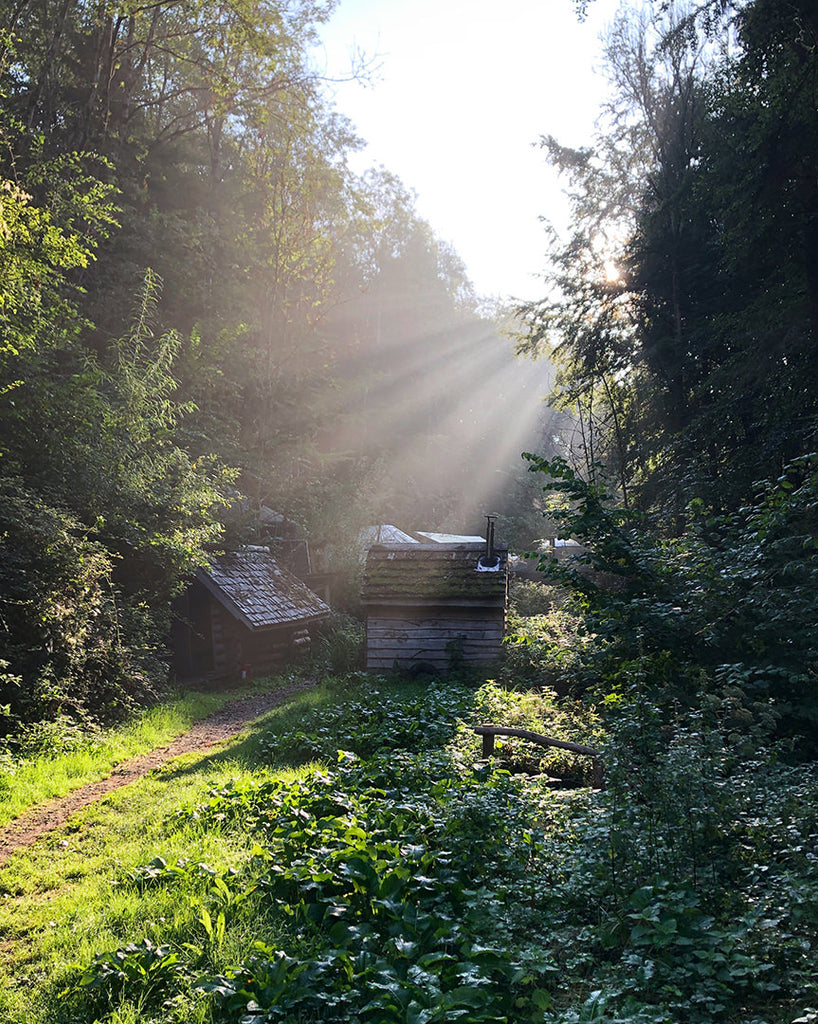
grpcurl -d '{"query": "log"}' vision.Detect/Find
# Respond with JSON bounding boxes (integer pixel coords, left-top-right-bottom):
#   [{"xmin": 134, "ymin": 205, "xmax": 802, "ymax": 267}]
[{"xmin": 474, "ymin": 724, "xmax": 604, "ymax": 789}]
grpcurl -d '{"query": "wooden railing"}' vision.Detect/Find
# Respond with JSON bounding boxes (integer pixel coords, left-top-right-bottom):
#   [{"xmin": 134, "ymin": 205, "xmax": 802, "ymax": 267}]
[{"xmin": 474, "ymin": 724, "xmax": 604, "ymax": 790}]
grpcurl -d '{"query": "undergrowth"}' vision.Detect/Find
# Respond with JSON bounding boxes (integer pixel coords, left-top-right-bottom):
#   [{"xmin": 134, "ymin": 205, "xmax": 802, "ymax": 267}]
[{"xmin": 2, "ymin": 669, "xmax": 817, "ymax": 1023}]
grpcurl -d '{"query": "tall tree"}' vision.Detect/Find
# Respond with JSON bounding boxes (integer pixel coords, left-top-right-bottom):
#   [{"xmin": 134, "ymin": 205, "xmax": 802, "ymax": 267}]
[{"xmin": 521, "ymin": 0, "xmax": 818, "ymax": 519}]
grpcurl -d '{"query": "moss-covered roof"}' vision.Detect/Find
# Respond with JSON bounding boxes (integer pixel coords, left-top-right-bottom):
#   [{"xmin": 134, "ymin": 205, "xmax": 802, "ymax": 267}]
[{"xmin": 362, "ymin": 543, "xmax": 508, "ymax": 605}]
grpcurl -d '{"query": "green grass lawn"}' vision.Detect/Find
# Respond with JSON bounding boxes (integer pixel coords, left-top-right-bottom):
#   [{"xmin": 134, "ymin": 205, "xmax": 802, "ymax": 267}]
[{"xmin": 0, "ymin": 679, "xmax": 284, "ymax": 828}]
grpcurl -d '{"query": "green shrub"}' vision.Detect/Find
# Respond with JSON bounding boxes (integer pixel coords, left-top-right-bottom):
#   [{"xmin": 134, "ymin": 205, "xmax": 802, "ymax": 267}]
[
  {"xmin": 523, "ymin": 452, "xmax": 818, "ymax": 752},
  {"xmin": 312, "ymin": 613, "xmax": 365, "ymax": 676},
  {"xmin": 502, "ymin": 605, "xmax": 594, "ymax": 693},
  {"xmin": 508, "ymin": 577, "xmax": 563, "ymax": 617},
  {"xmin": 76, "ymin": 938, "xmax": 189, "ymax": 1013}
]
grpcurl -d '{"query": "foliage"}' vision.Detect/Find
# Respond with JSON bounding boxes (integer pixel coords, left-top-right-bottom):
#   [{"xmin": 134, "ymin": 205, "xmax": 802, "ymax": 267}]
[
  {"xmin": 1, "ymin": 0, "xmax": 542, "ymax": 549},
  {"xmin": 518, "ymin": 0, "xmax": 818, "ymax": 518},
  {"xmin": 257, "ymin": 677, "xmax": 477, "ymax": 765},
  {"xmin": 183, "ymin": 753, "xmax": 556, "ymax": 1023},
  {"xmin": 0, "ymin": 125, "xmax": 117, "ymax": 358},
  {"xmin": 507, "ymin": 578, "xmax": 561, "ymax": 618},
  {"xmin": 32, "ymin": 678, "xmax": 580, "ymax": 1023},
  {"xmin": 251, "ymin": 674, "xmax": 599, "ymax": 783},
  {"xmin": 502, "ymin": 613, "xmax": 589, "ymax": 694},
  {"xmin": 6, "ymin": 0, "xmax": 818, "ymax": 1017},
  {"xmin": 521, "ymin": 452, "xmax": 818, "ymax": 752},
  {"xmin": 0, "ymin": 268, "xmax": 233, "ymax": 738},
  {"xmin": 1, "ymin": 675, "xmax": 816, "ymax": 1024},
  {"xmin": 311, "ymin": 612, "xmax": 366, "ymax": 676},
  {"xmin": 473, "ymin": 678, "xmax": 601, "ymax": 783},
  {"xmin": 502, "ymin": 442, "xmax": 818, "ymax": 1009},
  {"xmin": 529, "ymin": 730, "xmax": 818, "ymax": 1023},
  {"xmin": 77, "ymin": 938, "xmax": 187, "ymax": 1013},
  {"xmin": 0, "ymin": 86, "xmax": 238, "ymax": 737},
  {"xmin": 505, "ymin": 576, "xmax": 592, "ymax": 695},
  {"xmin": 0, "ymin": 480, "xmax": 134, "ymax": 735}
]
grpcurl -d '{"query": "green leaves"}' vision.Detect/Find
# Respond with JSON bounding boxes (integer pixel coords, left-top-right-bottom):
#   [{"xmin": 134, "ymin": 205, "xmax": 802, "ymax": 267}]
[
  {"xmin": 76, "ymin": 937, "xmax": 187, "ymax": 1011},
  {"xmin": 159, "ymin": 680, "xmax": 561, "ymax": 1022},
  {"xmin": 0, "ymin": 266, "xmax": 234, "ymax": 741},
  {"xmin": 46, "ymin": 671, "xmax": 818, "ymax": 1024},
  {"xmin": 520, "ymin": 0, "xmax": 818, "ymax": 519},
  {"xmin": 520, "ymin": 451, "xmax": 818, "ymax": 751}
]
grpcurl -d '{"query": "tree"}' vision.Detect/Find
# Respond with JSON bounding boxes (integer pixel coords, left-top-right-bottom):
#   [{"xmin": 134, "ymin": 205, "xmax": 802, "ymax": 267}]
[
  {"xmin": 521, "ymin": 0, "xmax": 818, "ymax": 520},
  {"xmin": 0, "ymin": 112, "xmax": 232, "ymax": 735},
  {"xmin": 515, "ymin": 3, "xmax": 692, "ymax": 507}
]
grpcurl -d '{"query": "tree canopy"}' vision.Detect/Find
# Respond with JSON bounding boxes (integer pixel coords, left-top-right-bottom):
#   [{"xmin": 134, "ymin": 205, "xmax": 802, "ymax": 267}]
[
  {"xmin": 520, "ymin": 0, "xmax": 818, "ymax": 520},
  {"xmin": 0, "ymin": 0, "xmax": 554, "ymax": 738}
]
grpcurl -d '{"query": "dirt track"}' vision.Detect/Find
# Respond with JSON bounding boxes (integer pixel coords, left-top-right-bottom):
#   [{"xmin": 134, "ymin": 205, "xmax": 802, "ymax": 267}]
[{"xmin": 0, "ymin": 684, "xmax": 308, "ymax": 868}]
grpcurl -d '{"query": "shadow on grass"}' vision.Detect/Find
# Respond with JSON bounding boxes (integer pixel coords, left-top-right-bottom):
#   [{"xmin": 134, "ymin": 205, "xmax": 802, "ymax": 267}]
[{"xmin": 144, "ymin": 669, "xmax": 491, "ymax": 785}]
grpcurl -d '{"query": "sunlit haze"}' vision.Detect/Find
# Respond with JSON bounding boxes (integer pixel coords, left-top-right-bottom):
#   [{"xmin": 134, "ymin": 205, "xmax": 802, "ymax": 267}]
[{"xmin": 317, "ymin": 0, "xmax": 621, "ymax": 302}]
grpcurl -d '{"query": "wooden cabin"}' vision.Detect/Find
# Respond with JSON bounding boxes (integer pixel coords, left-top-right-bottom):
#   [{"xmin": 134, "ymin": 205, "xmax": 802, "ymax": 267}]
[
  {"xmin": 362, "ymin": 540, "xmax": 508, "ymax": 672},
  {"xmin": 172, "ymin": 549, "xmax": 329, "ymax": 681}
]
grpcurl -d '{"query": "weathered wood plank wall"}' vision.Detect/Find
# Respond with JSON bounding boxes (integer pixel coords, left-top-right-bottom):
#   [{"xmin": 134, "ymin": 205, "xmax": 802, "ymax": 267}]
[
  {"xmin": 366, "ymin": 612, "xmax": 504, "ymax": 670},
  {"xmin": 362, "ymin": 542, "xmax": 508, "ymax": 672}
]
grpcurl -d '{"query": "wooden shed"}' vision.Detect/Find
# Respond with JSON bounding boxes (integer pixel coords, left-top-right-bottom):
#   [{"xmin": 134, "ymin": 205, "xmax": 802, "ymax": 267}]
[
  {"xmin": 362, "ymin": 540, "xmax": 508, "ymax": 672},
  {"xmin": 172, "ymin": 549, "xmax": 330, "ymax": 681}
]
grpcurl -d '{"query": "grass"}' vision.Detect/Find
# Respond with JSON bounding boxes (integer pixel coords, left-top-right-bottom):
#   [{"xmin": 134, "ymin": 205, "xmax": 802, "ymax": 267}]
[
  {"xmin": 0, "ymin": 768, "xmax": 266, "ymax": 1021},
  {"xmin": 4, "ymin": 666, "xmax": 813, "ymax": 1024},
  {"xmin": 0, "ymin": 673, "xmax": 585, "ymax": 1024},
  {"xmin": 0, "ymin": 677, "xmax": 286, "ymax": 828},
  {"xmin": 0, "ymin": 680, "xmax": 324, "ymax": 1023}
]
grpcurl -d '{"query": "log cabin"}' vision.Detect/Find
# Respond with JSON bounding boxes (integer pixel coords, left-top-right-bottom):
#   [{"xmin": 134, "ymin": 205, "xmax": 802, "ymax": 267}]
[
  {"xmin": 172, "ymin": 549, "xmax": 329, "ymax": 681},
  {"xmin": 362, "ymin": 526, "xmax": 508, "ymax": 673}
]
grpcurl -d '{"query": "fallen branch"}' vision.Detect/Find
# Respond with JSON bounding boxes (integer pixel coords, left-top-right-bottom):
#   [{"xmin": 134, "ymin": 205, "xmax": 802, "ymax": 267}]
[{"xmin": 474, "ymin": 724, "xmax": 604, "ymax": 789}]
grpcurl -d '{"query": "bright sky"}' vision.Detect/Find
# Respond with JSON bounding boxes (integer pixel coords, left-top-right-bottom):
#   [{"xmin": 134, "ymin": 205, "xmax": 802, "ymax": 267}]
[{"xmin": 316, "ymin": 0, "xmax": 621, "ymax": 303}]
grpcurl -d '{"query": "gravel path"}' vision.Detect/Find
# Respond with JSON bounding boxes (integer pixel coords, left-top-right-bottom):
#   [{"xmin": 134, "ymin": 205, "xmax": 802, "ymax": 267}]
[{"xmin": 0, "ymin": 684, "xmax": 309, "ymax": 868}]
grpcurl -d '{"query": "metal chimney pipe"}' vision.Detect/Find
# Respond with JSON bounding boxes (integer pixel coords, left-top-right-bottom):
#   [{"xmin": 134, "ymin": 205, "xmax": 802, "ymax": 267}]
[
  {"xmin": 476, "ymin": 514, "xmax": 500, "ymax": 572},
  {"xmin": 485, "ymin": 514, "xmax": 496, "ymax": 559}
]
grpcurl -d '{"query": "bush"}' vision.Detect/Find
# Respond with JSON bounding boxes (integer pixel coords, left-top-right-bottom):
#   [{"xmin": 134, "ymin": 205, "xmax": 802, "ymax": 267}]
[
  {"xmin": 312, "ymin": 612, "xmax": 365, "ymax": 676},
  {"xmin": 523, "ymin": 452, "xmax": 818, "ymax": 753},
  {"xmin": 508, "ymin": 577, "xmax": 562, "ymax": 616},
  {"xmin": 502, "ymin": 604, "xmax": 593, "ymax": 694},
  {"xmin": 0, "ymin": 482, "xmax": 159, "ymax": 742}
]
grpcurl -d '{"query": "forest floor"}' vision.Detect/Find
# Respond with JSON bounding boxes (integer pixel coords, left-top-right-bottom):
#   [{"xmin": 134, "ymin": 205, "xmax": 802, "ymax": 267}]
[{"xmin": 0, "ymin": 682, "xmax": 311, "ymax": 868}]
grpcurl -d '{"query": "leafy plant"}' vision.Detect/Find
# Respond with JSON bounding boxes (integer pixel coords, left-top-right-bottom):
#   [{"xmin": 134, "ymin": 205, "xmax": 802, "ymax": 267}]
[
  {"xmin": 186, "ymin": 748, "xmax": 558, "ymax": 1023},
  {"xmin": 523, "ymin": 452, "xmax": 818, "ymax": 750},
  {"xmin": 75, "ymin": 938, "xmax": 188, "ymax": 1011},
  {"xmin": 312, "ymin": 613, "xmax": 366, "ymax": 675},
  {"xmin": 256, "ymin": 678, "xmax": 471, "ymax": 765}
]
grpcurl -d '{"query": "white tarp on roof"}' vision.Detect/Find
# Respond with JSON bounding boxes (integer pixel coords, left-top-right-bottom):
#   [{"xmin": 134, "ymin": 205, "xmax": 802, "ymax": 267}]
[
  {"xmin": 358, "ymin": 524, "xmax": 419, "ymax": 547},
  {"xmin": 414, "ymin": 531, "xmax": 486, "ymax": 545}
]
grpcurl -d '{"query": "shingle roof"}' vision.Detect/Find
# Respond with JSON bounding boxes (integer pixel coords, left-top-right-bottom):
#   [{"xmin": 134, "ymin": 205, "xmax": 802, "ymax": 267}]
[
  {"xmin": 362, "ymin": 543, "xmax": 508, "ymax": 605},
  {"xmin": 198, "ymin": 551, "xmax": 329, "ymax": 630}
]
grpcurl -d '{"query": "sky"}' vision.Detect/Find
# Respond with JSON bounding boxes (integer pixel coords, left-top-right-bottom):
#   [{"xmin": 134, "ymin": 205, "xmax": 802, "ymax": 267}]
[{"xmin": 316, "ymin": 0, "xmax": 622, "ymax": 303}]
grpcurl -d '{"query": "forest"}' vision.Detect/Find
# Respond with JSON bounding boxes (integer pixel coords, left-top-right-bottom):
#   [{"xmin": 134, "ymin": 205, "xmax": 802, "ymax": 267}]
[
  {"xmin": 0, "ymin": 0, "xmax": 560, "ymax": 733},
  {"xmin": 1, "ymin": 0, "xmax": 818, "ymax": 1021}
]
